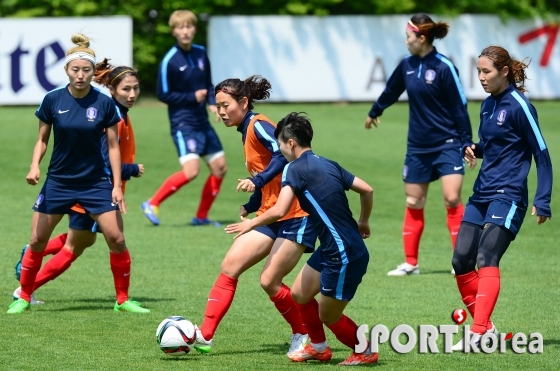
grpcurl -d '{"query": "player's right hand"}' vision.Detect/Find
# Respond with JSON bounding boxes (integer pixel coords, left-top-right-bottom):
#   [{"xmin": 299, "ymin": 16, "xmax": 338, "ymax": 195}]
[
  {"xmin": 365, "ymin": 116, "xmax": 380, "ymax": 129},
  {"xmin": 26, "ymin": 166, "xmax": 40, "ymax": 185},
  {"xmin": 239, "ymin": 206, "xmax": 248, "ymax": 217},
  {"xmin": 237, "ymin": 179, "xmax": 255, "ymax": 193},
  {"xmin": 357, "ymin": 221, "xmax": 371, "ymax": 239},
  {"xmin": 464, "ymin": 144, "xmax": 477, "ymax": 169},
  {"xmin": 135, "ymin": 164, "xmax": 145, "ymax": 177},
  {"xmin": 195, "ymin": 89, "xmax": 208, "ymax": 103}
]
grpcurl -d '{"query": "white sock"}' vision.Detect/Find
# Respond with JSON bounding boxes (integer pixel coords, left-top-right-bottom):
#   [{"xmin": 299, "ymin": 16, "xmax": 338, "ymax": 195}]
[{"xmin": 311, "ymin": 341, "xmax": 328, "ymax": 352}]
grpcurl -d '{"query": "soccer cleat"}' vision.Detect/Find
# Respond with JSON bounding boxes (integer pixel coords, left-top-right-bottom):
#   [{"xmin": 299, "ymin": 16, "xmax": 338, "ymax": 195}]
[
  {"xmin": 193, "ymin": 325, "xmax": 213, "ymax": 353},
  {"xmin": 387, "ymin": 262, "xmax": 420, "ymax": 276},
  {"xmin": 141, "ymin": 201, "xmax": 160, "ymax": 226},
  {"xmin": 288, "ymin": 344, "xmax": 332, "ymax": 362},
  {"xmin": 287, "ymin": 333, "xmax": 309, "ymax": 356},
  {"xmin": 452, "ymin": 325, "xmax": 497, "ymax": 351},
  {"xmin": 14, "ymin": 245, "xmax": 28, "ymax": 281},
  {"xmin": 13, "ymin": 287, "xmax": 45, "ymax": 305},
  {"xmin": 113, "ymin": 300, "xmax": 150, "ymax": 313},
  {"xmin": 191, "ymin": 217, "xmax": 221, "ymax": 227},
  {"xmin": 7, "ymin": 298, "xmax": 30, "ymax": 314},
  {"xmin": 338, "ymin": 352, "xmax": 379, "ymax": 366}
]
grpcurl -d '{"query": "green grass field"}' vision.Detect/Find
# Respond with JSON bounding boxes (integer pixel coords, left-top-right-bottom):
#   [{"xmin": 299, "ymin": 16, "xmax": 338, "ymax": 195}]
[{"xmin": 1, "ymin": 101, "xmax": 559, "ymax": 371}]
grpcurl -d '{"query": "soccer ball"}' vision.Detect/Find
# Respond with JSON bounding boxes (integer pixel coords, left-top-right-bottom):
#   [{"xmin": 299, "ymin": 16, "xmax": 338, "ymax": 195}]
[{"xmin": 156, "ymin": 316, "xmax": 196, "ymax": 356}]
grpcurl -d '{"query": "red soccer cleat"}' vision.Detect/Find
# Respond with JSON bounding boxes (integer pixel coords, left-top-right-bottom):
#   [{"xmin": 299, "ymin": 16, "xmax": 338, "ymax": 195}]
[
  {"xmin": 338, "ymin": 351, "xmax": 379, "ymax": 366},
  {"xmin": 288, "ymin": 344, "xmax": 332, "ymax": 362}
]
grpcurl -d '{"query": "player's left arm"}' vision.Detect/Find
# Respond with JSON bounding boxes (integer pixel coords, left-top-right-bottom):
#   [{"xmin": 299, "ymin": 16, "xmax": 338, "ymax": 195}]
[
  {"xmin": 204, "ymin": 52, "xmax": 220, "ymax": 122},
  {"xmin": 517, "ymin": 102, "xmax": 552, "ymax": 223},
  {"xmin": 225, "ymin": 185, "xmax": 295, "ymax": 238},
  {"xmin": 350, "ymin": 177, "xmax": 373, "ymax": 238},
  {"xmin": 106, "ymin": 124, "xmax": 126, "ymax": 214}
]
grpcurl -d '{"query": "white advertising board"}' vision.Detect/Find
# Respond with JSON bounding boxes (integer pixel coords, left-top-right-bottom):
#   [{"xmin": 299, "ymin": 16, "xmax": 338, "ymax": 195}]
[
  {"xmin": 0, "ymin": 16, "xmax": 132, "ymax": 105},
  {"xmin": 209, "ymin": 15, "xmax": 560, "ymax": 101}
]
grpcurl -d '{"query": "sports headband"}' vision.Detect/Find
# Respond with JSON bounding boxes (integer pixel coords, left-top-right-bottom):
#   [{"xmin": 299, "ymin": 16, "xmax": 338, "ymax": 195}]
[
  {"xmin": 65, "ymin": 52, "xmax": 96, "ymax": 65},
  {"xmin": 111, "ymin": 70, "xmax": 135, "ymax": 85}
]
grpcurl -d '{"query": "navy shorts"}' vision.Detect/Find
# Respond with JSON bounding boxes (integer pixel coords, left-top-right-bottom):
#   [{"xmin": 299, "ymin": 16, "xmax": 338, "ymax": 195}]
[
  {"xmin": 33, "ymin": 178, "xmax": 118, "ymax": 215},
  {"xmin": 307, "ymin": 248, "xmax": 369, "ymax": 301},
  {"xmin": 172, "ymin": 125, "xmax": 224, "ymax": 161},
  {"xmin": 255, "ymin": 216, "xmax": 316, "ymax": 253},
  {"xmin": 462, "ymin": 199, "xmax": 527, "ymax": 238},
  {"xmin": 403, "ymin": 147, "xmax": 464, "ymax": 183},
  {"xmin": 68, "ymin": 211, "xmax": 101, "ymax": 233}
]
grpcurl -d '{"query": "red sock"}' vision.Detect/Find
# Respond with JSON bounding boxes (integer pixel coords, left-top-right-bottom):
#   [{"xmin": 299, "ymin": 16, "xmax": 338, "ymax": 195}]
[
  {"xmin": 33, "ymin": 248, "xmax": 77, "ymax": 291},
  {"xmin": 446, "ymin": 204, "xmax": 464, "ymax": 250},
  {"xmin": 110, "ymin": 249, "xmax": 131, "ymax": 305},
  {"xmin": 200, "ymin": 273, "xmax": 238, "ymax": 340},
  {"xmin": 43, "ymin": 233, "xmax": 67, "ymax": 256},
  {"xmin": 471, "ymin": 267, "xmax": 500, "ymax": 334},
  {"xmin": 455, "ymin": 270, "xmax": 478, "ymax": 319},
  {"xmin": 270, "ymin": 284, "xmax": 307, "ymax": 335},
  {"xmin": 326, "ymin": 315, "xmax": 359, "ymax": 350},
  {"xmin": 19, "ymin": 250, "xmax": 44, "ymax": 302},
  {"xmin": 294, "ymin": 299, "xmax": 326, "ymax": 344},
  {"xmin": 196, "ymin": 175, "xmax": 223, "ymax": 219},
  {"xmin": 403, "ymin": 207, "xmax": 424, "ymax": 266},
  {"xmin": 150, "ymin": 171, "xmax": 189, "ymax": 207}
]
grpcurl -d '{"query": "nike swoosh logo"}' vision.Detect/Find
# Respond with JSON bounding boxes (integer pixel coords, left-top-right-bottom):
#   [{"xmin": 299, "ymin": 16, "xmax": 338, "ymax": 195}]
[
  {"xmin": 179, "ymin": 65, "xmax": 188, "ymax": 71},
  {"xmin": 403, "ymin": 232, "xmax": 412, "ymax": 235},
  {"xmin": 123, "ymin": 272, "xmax": 130, "ymax": 276},
  {"xmin": 454, "ymin": 166, "xmax": 463, "ymax": 171},
  {"xmin": 491, "ymin": 215, "xmax": 504, "ymax": 219},
  {"xmin": 208, "ymin": 298, "xmax": 218, "ymax": 302},
  {"xmin": 58, "ymin": 109, "xmax": 69, "ymax": 114},
  {"xmin": 322, "ymin": 287, "xmax": 333, "ymax": 291},
  {"xmin": 407, "ymin": 71, "xmax": 415, "ymax": 75},
  {"xmin": 283, "ymin": 231, "xmax": 297, "ymax": 235},
  {"xmin": 483, "ymin": 112, "xmax": 488, "ymax": 115}
]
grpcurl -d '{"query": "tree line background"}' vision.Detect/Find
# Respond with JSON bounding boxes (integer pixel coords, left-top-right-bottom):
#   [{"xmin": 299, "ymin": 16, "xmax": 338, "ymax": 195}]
[{"xmin": 2, "ymin": 0, "xmax": 558, "ymax": 94}]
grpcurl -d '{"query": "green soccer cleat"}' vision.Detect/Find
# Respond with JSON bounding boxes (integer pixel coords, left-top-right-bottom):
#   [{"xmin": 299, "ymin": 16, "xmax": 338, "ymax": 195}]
[
  {"xmin": 7, "ymin": 298, "xmax": 30, "ymax": 314},
  {"xmin": 113, "ymin": 300, "xmax": 151, "ymax": 313},
  {"xmin": 193, "ymin": 325, "xmax": 213, "ymax": 353}
]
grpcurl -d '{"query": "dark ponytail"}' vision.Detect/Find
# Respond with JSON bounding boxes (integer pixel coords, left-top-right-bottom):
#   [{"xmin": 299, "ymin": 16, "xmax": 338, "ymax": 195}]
[
  {"xmin": 410, "ymin": 13, "xmax": 449, "ymax": 44},
  {"xmin": 94, "ymin": 58, "xmax": 139, "ymax": 89},
  {"xmin": 215, "ymin": 75, "xmax": 272, "ymax": 110},
  {"xmin": 479, "ymin": 46, "xmax": 530, "ymax": 93}
]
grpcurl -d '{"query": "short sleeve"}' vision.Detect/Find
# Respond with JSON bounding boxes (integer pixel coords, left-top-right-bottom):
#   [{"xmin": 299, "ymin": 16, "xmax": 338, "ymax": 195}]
[
  {"xmin": 281, "ymin": 162, "xmax": 304, "ymax": 193},
  {"xmin": 336, "ymin": 162, "xmax": 355, "ymax": 190},
  {"xmin": 104, "ymin": 101, "xmax": 122, "ymax": 129},
  {"xmin": 35, "ymin": 93, "xmax": 54, "ymax": 124}
]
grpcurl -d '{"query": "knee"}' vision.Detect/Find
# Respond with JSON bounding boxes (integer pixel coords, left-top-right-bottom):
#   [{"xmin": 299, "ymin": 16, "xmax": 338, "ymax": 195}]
[
  {"xmin": 220, "ymin": 258, "xmax": 242, "ymax": 279},
  {"xmin": 319, "ymin": 311, "xmax": 341, "ymax": 326},
  {"xmin": 184, "ymin": 168, "xmax": 199, "ymax": 180},
  {"xmin": 105, "ymin": 233, "xmax": 126, "ymax": 253},
  {"xmin": 214, "ymin": 164, "xmax": 227, "ymax": 178},
  {"xmin": 260, "ymin": 273, "xmax": 282, "ymax": 296},
  {"xmin": 406, "ymin": 196, "xmax": 425, "ymax": 209},
  {"xmin": 290, "ymin": 289, "xmax": 306, "ymax": 304},
  {"xmin": 444, "ymin": 197, "xmax": 462, "ymax": 208}
]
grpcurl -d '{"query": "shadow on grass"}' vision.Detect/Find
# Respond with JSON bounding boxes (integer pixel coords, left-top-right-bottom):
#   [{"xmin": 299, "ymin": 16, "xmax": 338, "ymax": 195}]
[
  {"xmin": 169, "ymin": 219, "xmax": 238, "ymax": 228},
  {"xmin": 544, "ymin": 339, "xmax": 560, "ymax": 348},
  {"xmin": 420, "ymin": 269, "xmax": 454, "ymax": 275},
  {"xmin": 38, "ymin": 296, "xmax": 174, "ymax": 311}
]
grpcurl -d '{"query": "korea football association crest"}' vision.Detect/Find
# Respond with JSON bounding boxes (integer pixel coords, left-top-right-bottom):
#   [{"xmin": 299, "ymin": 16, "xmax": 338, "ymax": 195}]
[
  {"xmin": 86, "ymin": 107, "xmax": 97, "ymax": 122},
  {"xmin": 34, "ymin": 194, "xmax": 44, "ymax": 208},
  {"xmin": 197, "ymin": 58, "xmax": 205, "ymax": 71},
  {"xmin": 425, "ymin": 69, "xmax": 436, "ymax": 84},
  {"xmin": 497, "ymin": 110, "xmax": 507, "ymax": 125},
  {"xmin": 187, "ymin": 139, "xmax": 197, "ymax": 152},
  {"xmin": 402, "ymin": 165, "xmax": 408, "ymax": 180}
]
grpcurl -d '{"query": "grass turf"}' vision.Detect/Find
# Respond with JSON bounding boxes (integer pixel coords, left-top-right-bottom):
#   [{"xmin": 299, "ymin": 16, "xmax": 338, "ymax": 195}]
[{"xmin": 0, "ymin": 100, "xmax": 559, "ymax": 370}]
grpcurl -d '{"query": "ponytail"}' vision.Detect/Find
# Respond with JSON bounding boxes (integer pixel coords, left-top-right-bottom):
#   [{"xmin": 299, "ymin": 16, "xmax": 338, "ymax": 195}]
[{"xmin": 215, "ymin": 75, "xmax": 272, "ymax": 110}]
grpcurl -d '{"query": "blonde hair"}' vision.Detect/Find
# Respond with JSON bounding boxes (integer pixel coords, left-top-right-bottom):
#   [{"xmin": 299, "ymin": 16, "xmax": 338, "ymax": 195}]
[
  {"xmin": 169, "ymin": 10, "xmax": 198, "ymax": 28},
  {"xmin": 66, "ymin": 33, "xmax": 96, "ymax": 57}
]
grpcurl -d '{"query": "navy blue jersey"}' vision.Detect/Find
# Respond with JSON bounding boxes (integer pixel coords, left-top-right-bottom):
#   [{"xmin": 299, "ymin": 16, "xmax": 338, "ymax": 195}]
[
  {"xmin": 157, "ymin": 44, "xmax": 215, "ymax": 129},
  {"xmin": 470, "ymin": 85, "xmax": 552, "ymax": 216},
  {"xmin": 35, "ymin": 85, "xmax": 121, "ymax": 184},
  {"xmin": 369, "ymin": 48, "xmax": 472, "ymax": 153},
  {"xmin": 281, "ymin": 151, "xmax": 367, "ymax": 263}
]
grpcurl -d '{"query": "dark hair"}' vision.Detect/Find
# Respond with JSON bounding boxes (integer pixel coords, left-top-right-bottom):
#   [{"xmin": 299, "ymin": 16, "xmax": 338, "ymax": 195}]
[
  {"xmin": 93, "ymin": 58, "xmax": 140, "ymax": 89},
  {"xmin": 214, "ymin": 75, "xmax": 271, "ymax": 110},
  {"xmin": 274, "ymin": 112, "xmax": 313, "ymax": 148},
  {"xmin": 479, "ymin": 46, "xmax": 530, "ymax": 93},
  {"xmin": 410, "ymin": 13, "xmax": 449, "ymax": 44}
]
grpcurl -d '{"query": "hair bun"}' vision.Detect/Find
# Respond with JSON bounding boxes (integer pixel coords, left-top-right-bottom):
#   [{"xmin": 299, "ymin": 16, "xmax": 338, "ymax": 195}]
[{"xmin": 71, "ymin": 33, "xmax": 90, "ymax": 48}]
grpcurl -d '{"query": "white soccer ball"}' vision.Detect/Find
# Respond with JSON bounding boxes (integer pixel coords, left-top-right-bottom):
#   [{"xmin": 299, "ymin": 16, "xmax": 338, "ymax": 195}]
[{"xmin": 156, "ymin": 316, "xmax": 196, "ymax": 356}]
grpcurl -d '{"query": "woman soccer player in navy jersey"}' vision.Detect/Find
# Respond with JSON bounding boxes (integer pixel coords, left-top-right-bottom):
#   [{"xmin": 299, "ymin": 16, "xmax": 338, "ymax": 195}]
[
  {"xmin": 193, "ymin": 76, "xmax": 316, "ymax": 357},
  {"xmin": 365, "ymin": 13, "xmax": 474, "ymax": 276},
  {"xmin": 226, "ymin": 113, "xmax": 378, "ymax": 365},
  {"xmin": 451, "ymin": 46, "xmax": 552, "ymax": 350},
  {"xmin": 7, "ymin": 34, "xmax": 148, "ymax": 314},
  {"xmin": 11, "ymin": 59, "xmax": 149, "ymax": 313},
  {"xmin": 142, "ymin": 9, "xmax": 226, "ymax": 227}
]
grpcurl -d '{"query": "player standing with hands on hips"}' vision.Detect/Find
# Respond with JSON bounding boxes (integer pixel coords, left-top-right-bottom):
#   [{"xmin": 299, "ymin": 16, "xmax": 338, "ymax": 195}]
[
  {"xmin": 365, "ymin": 13, "xmax": 474, "ymax": 276},
  {"xmin": 142, "ymin": 10, "xmax": 226, "ymax": 226},
  {"xmin": 451, "ymin": 46, "xmax": 552, "ymax": 350}
]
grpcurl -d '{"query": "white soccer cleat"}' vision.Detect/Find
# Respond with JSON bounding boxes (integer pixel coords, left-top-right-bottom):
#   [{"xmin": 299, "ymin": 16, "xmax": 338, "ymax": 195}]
[
  {"xmin": 287, "ymin": 333, "xmax": 309, "ymax": 356},
  {"xmin": 193, "ymin": 324, "xmax": 213, "ymax": 353},
  {"xmin": 13, "ymin": 287, "xmax": 45, "ymax": 305},
  {"xmin": 387, "ymin": 262, "xmax": 420, "ymax": 276},
  {"xmin": 452, "ymin": 325, "xmax": 497, "ymax": 351}
]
